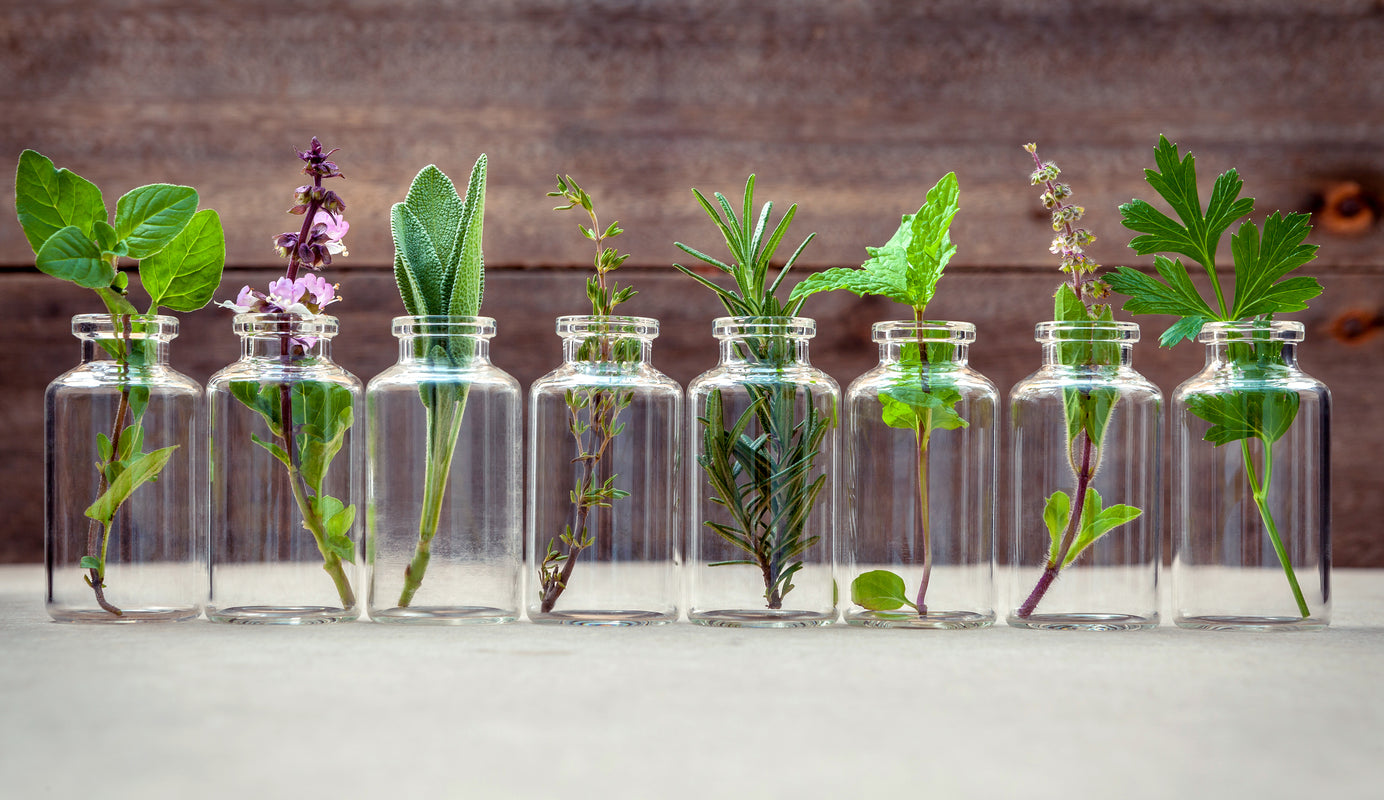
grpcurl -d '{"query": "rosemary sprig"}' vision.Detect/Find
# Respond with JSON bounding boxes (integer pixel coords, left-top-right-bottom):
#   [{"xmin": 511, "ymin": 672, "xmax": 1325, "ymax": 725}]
[{"xmin": 675, "ymin": 175, "xmax": 832, "ymax": 608}]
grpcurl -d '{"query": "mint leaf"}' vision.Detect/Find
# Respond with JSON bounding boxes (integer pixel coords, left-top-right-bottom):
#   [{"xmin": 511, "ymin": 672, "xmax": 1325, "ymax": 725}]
[
  {"xmin": 36, "ymin": 226, "xmax": 114, "ymax": 289},
  {"xmin": 114, "ymin": 184, "xmax": 197, "ymax": 258},
  {"xmin": 140, "ymin": 209, "xmax": 225, "ymax": 312},
  {"xmin": 14, "ymin": 150, "xmax": 107, "ymax": 253},
  {"xmin": 1186, "ymin": 389, "xmax": 1300, "ymax": 446},
  {"xmin": 84, "ymin": 445, "xmax": 178, "ymax": 524},
  {"xmin": 879, "ymin": 384, "xmax": 967, "ymax": 432},
  {"xmin": 1228, "ymin": 212, "xmax": 1322, "ymax": 319},
  {"xmin": 789, "ymin": 172, "xmax": 958, "ymax": 313},
  {"xmin": 850, "ymin": 569, "xmax": 914, "ymax": 611}
]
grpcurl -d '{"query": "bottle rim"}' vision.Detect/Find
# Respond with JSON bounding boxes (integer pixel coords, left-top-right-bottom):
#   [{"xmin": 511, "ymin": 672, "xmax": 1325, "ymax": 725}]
[
  {"xmin": 71, "ymin": 313, "xmax": 179, "ymax": 341},
  {"xmin": 393, "ymin": 315, "xmax": 496, "ymax": 339},
  {"xmin": 872, "ymin": 319, "xmax": 975, "ymax": 344},
  {"xmin": 713, "ymin": 315, "xmax": 816, "ymax": 340},
  {"xmin": 233, "ymin": 312, "xmax": 339, "ymax": 339},
  {"xmin": 1198, "ymin": 319, "xmax": 1304, "ymax": 344},
  {"xmin": 1035, "ymin": 320, "xmax": 1140, "ymax": 343},
  {"xmin": 556, "ymin": 315, "xmax": 659, "ymax": 340}
]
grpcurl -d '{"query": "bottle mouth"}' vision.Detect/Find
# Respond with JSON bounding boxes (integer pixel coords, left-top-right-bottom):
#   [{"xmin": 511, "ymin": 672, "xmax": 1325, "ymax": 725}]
[
  {"xmin": 556, "ymin": 315, "xmax": 659, "ymax": 340},
  {"xmin": 233, "ymin": 312, "xmax": 339, "ymax": 339},
  {"xmin": 393, "ymin": 315, "xmax": 496, "ymax": 339},
  {"xmin": 1035, "ymin": 320, "xmax": 1140, "ymax": 343},
  {"xmin": 713, "ymin": 316, "xmax": 816, "ymax": 340},
  {"xmin": 872, "ymin": 320, "xmax": 975, "ymax": 344},
  {"xmin": 1197, "ymin": 320, "xmax": 1304, "ymax": 344},
  {"xmin": 72, "ymin": 313, "xmax": 179, "ymax": 342}
]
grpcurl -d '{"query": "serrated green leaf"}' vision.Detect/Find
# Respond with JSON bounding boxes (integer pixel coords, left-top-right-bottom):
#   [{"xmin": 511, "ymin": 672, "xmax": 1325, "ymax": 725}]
[
  {"xmin": 850, "ymin": 569, "xmax": 912, "ymax": 611},
  {"xmin": 1229, "ymin": 212, "xmax": 1322, "ymax": 319},
  {"xmin": 789, "ymin": 172, "xmax": 958, "ymax": 315},
  {"xmin": 114, "ymin": 184, "xmax": 197, "ymax": 258},
  {"xmin": 1106, "ymin": 257, "xmax": 1218, "ymax": 320},
  {"xmin": 1186, "ymin": 389, "xmax": 1300, "ymax": 446},
  {"xmin": 140, "ymin": 209, "xmax": 225, "ymax": 312},
  {"xmin": 35, "ymin": 226, "xmax": 113, "ymax": 288},
  {"xmin": 14, "ymin": 150, "xmax": 106, "ymax": 253},
  {"xmin": 84, "ymin": 445, "xmax": 177, "ymax": 524}
]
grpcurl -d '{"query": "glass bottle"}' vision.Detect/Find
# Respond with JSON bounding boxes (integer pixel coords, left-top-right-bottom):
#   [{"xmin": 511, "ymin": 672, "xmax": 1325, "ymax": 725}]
[
  {"xmin": 1008, "ymin": 321, "xmax": 1162, "ymax": 630},
  {"xmin": 686, "ymin": 316, "xmax": 839, "ymax": 627},
  {"xmin": 367, "ymin": 316, "xmax": 522, "ymax": 624},
  {"xmin": 527, "ymin": 315, "xmax": 683, "ymax": 625},
  {"xmin": 45, "ymin": 314, "xmax": 202, "ymax": 622},
  {"xmin": 206, "ymin": 313, "xmax": 362, "ymax": 624},
  {"xmin": 842, "ymin": 321, "xmax": 998, "ymax": 628},
  {"xmin": 1172, "ymin": 321, "xmax": 1330, "ymax": 630}
]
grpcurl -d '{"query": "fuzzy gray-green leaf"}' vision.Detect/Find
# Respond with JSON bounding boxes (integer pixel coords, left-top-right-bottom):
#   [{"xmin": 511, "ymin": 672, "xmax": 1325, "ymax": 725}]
[
  {"xmin": 391, "ymin": 203, "xmax": 443, "ymax": 316},
  {"xmin": 447, "ymin": 154, "xmax": 487, "ymax": 317}
]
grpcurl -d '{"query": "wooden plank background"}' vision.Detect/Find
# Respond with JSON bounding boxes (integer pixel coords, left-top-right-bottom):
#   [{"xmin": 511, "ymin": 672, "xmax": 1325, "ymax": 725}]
[{"xmin": 2, "ymin": 0, "xmax": 1381, "ymax": 565}]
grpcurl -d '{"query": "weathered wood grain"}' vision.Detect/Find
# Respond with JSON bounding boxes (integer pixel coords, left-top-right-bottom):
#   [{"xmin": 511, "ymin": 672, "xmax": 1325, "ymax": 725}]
[
  {"xmin": 2, "ymin": 1, "xmax": 1383, "ymax": 269},
  {"xmin": 2, "ymin": 266, "xmax": 1377, "ymax": 566}
]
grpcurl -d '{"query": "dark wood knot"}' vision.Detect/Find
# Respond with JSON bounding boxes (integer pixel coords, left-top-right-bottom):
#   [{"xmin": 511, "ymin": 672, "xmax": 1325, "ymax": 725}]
[
  {"xmin": 1329, "ymin": 309, "xmax": 1384, "ymax": 343},
  {"xmin": 1314, "ymin": 181, "xmax": 1377, "ymax": 236}
]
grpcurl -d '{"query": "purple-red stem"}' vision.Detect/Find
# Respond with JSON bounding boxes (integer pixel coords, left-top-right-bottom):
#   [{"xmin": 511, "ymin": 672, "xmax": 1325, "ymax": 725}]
[{"xmin": 1016, "ymin": 431, "xmax": 1095, "ymax": 618}]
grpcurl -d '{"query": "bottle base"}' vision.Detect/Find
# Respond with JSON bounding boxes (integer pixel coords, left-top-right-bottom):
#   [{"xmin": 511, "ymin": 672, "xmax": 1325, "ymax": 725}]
[
  {"xmin": 206, "ymin": 605, "xmax": 358, "ymax": 625},
  {"xmin": 846, "ymin": 609, "xmax": 994, "ymax": 629},
  {"xmin": 371, "ymin": 606, "xmax": 517, "ymax": 625},
  {"xmin": 1175, "ymin": 614, "xmax": 1328, "ymax": 631},
  {"xmin": 529, "ymin": 609, "xmax": 675, "ymax": 626},
  {"xmin": 47, "ymin": 606, "xmax": 201, "ymax": 624},
  {"xmin": 1007, "ymin": 612, "xmax": 1157, "ymax": 631},
  {"xmin": 689, "ymin": 609, "xmax": 835, "ymax": 628}
]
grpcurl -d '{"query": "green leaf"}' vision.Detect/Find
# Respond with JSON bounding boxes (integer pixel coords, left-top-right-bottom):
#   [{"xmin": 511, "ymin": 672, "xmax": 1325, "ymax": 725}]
[
  {"xmin": 1063, "ymin": 489, "xmax": 1143, "ymax": 567},
  {"xmin": 80, "ymin": 555, "xmax": 103, "ymax": 570},
  {"xmin": 93, "ymin": 220, "xmax": 120, "ymax": 254},
  {"xmin": 402, "ymin": 165, "xmax": 464, "ymax": 286},
  {"xmin": 1064, "ymin": 387, "xmax": 1118, "ymax": 447},
  {"xmin": 390, "ymin": 203, "xmax": 443, "ymax": 316},
  {"xmin": 447, "ymin": 154, "xmax": 487, "ymax": 317},
  {"xmin": 314, "ymin": 495, "xmax": 357, "ymax": 563},
  {"xmin": 84, "ymin": 445, "xmax": 177, "ymax": 524},
  {"xmin": 250, "ymin": 433, "xmax": 291, "ymax": 468},
  {"xmin": 1228, "ymin": 212, "xmax": 1322, "ymax": 319},
  {"xmin": 1106, "ymin": 257, "xmax": 1218, "ymax": 319},
  {"xmin": 35, "ymin": 226, "xmax": 114, "ymax": 289},
  {"xmin": 114, "ymin": 184, "xmax": 198, "ymax": 258},
  {"xmin": 1043, "ymin": 491, "xmax": 1071, "ymax": 564},
  {"xmin": 292, "ymin": 382, "xmax": 355, "ymax": 491},
  {"xmin": 139, "ymin": 209, "xmax": 225, "ymax": 311},
  {"xmin": 14, "ymin": 150, "xmax": 106, "ymax": 253},
  {"xmin": 1186, "ymin": 389, "xmax": 1300, "ymax": 446},
  {"xmin": 1158, "ymin": 315, "xmax": 1209, "ymax": 348},
  {"xmin": 789, "ymin": 172, "xmax": 958, "ymax": 314},
  {"xmin": 879, "ymin": 384, "xmax": 968, "ymax": 432},
  {"xmin": 850, "ymin": 570, "xmax": 914, "ymax": 611}
]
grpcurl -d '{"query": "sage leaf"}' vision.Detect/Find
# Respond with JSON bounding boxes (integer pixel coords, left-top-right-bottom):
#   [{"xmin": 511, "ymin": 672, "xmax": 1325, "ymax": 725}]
[
  {"xmin": 850, "ymin": 569, "xmax": 913, "ymax": 611},
  {"xmin": 140, "ymin": 209, "xmax": 225, "ymax": 311},
  {"xmin": 114, "ymin": 184, "xmax": 197, "ymax": 258},
  {"xmin": 447, "ymin": 154, "xmax": 487, "ymax": 317},
  {"xmin": 14, "ymin": 150, "xmax": 107, "ymax": 253},
  {"xmin": 36, "ymin": 226, "xmax": 114, "ymax": 289}
]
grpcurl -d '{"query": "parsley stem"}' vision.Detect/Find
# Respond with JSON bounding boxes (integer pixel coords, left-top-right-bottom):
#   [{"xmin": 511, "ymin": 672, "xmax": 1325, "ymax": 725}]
[{"xmin": 1239, "ymin": 438, "xmax": 1309, "ymax": 617}]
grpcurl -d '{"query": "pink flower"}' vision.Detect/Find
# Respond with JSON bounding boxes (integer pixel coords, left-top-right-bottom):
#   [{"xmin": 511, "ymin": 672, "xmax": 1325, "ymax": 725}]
[
  {"xmin": 313, "ymin": 210, "xmax": 349, "ymax": 257},
  {"xmin": 297, "ymin": 273, "xmax": 340, "ymax": 310}
]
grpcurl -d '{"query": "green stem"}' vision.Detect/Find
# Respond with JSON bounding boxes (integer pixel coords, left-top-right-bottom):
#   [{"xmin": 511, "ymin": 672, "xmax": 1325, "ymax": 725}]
[
  {"xmin": 1240, "ymin": 438, "xmax": 1310, "ymax": 618},
  {"xmin": 398, "ymin": 391, "xmax": 467, "ymax": 607},
  {"xmin": 284, "ymin": 453, "xmax": 356, "ymax": 609},
  {"xmin": 913, "ymin": 416, "xmax": 932, "ymax": 615}
]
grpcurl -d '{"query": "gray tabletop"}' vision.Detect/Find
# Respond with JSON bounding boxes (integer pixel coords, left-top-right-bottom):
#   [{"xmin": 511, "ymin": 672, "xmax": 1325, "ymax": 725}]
[{"xmin": 2, "ymin": 565, "xmax": 1381, "ymax": 799}]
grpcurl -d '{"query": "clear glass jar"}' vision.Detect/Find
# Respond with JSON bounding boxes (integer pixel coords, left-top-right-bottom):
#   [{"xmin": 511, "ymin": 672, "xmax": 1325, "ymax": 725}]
[
  {"xmin": 1172, "ymin": 321, "xmax": 1330, "ymax": 630},
  {"xmin": 206, "ymin": 313, "xmax": 362, "ymax": 624},
  {"xmin": 842, "ymin": 321, "xmax": 998, "ymax": 629},
  {"xmin": 527, "ymin": 316, "xmax": 683, "ymax": 625},
  {"xmin": 686, "ymin": 316, "xmax": 839, "ymax": 627},
  {"xmin": 367, "ymin": 316, "xmax": 522, "ymax": 624},
  {"xmin": 1007, "ymin": 321, "xmax": 1162, "ymax": 630},
  {"xmin": 45, "ymin": 314, "xmax": 202, "ymax": 622}
]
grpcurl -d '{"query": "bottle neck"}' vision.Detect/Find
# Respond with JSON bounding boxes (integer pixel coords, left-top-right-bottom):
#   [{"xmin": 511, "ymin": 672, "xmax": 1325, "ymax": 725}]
[
  {"xmin": 879, "ymin": 341, "xmax": 968, "ymax": 367},
  {"xmin": 1040, "ymin": 340, "xmax": 1134, "ymax": 368},
  {"xmin": 562, "ymin": 334, "xmax": 653, "ymax": 365},
  {"xmin": 80, "ymin": 338, "xmax": 171, "ymax": 367},
  {"xmin": 401, "ymin": 335, "xmax": 491, "ymax": 364},
  {"xmin": 719, "ymin": 334, "xmax": 811, "ymax": 368},
  {"xmin": 1206, "ymin": 340, "xmax": 1298, "ymax": 370},
  {"xmin": 73, "ymin": 314, "xmax": 175, "ymax": 368},
  {"xmin": 240, "ymin": 334, "xmax": 332, "ymax": 361}
]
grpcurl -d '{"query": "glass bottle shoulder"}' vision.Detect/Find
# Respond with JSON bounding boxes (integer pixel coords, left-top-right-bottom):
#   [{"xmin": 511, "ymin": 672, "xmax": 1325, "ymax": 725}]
[
  {"xmin": 48, "ymin": 362, "xmax": 201, "ymax": 396},
  {"xmin": 207, "ymin": 355, "xmax": 362, "ymax": 393},
  {"xmin": 688, "ymin": 361, "xmax": 840, "ymax": 397},
  {"xmin": 530, "ymin": 360, "xmax": 682, "ymax": 398},
  {"xmin": 367, "ymin": 358, "xmax": 521, "ymax": 395},
  {"xmin": 1009, "ymin": 363, "xmax": 1162, "ymax": 405}
]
